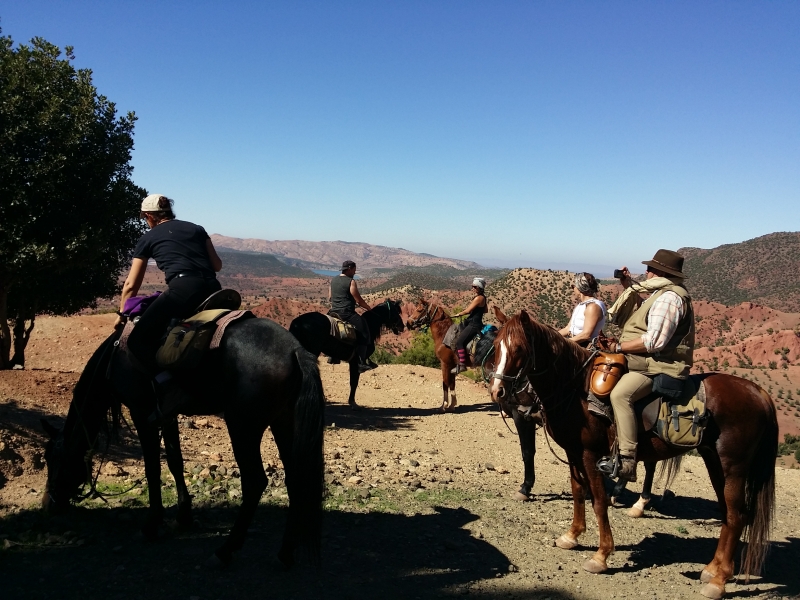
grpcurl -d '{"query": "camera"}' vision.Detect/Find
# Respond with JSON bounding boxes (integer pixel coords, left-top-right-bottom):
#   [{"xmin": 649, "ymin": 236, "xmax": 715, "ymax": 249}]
[{"xmin": 613, "ymin": 269, "xmax": 625, "ymax": 279}]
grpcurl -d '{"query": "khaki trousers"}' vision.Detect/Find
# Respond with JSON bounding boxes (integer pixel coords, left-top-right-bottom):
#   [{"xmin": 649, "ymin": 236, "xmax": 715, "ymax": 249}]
[{"xmin": 609, "ymin": 371, "xmax": 653, "ymax": 457}]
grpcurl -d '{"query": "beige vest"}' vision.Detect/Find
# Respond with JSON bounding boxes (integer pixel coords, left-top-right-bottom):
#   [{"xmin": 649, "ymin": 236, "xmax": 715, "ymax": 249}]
[{"xmin": 620, "ymin": 284, "xmax": 694, "ymax": 378}]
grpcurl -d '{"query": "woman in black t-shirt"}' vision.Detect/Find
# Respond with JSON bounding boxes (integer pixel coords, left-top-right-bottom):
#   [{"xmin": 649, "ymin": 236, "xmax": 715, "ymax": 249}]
[
  {"xmin": 114, "ymin": 195, "xmax": 222, "ymax": 419},
  {"xmin": 450, "ymin": 277, "xmax": 488, "ymax": 374}
]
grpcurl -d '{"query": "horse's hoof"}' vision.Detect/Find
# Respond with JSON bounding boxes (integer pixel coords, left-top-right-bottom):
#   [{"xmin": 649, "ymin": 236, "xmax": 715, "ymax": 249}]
[
  {"xmin": 700, "ymin": 583, "xmax": 725, "ymax": 599},
  {"xmin": 205, "ymin": 553, "xmax": 226, "ymax": 569},
  {"xmin": 555, "ymin": 534, "xmax": 579, "ymax": 550},
  {"xmin": 512, "ymin": 491, "xmax": 531, "ymax": 502},
  {"xmin": 213, "ymin": 548, "xmax": 233, "ymax": 568},
  {"xmin": 582, "ymin": 557, "xmax": 608, "ymax": 574},
  {"xmin": 628, "ymin": 498, "xmax": 649, "ymax": 518},
  {"xmin": 277, "ymin": 547, "xmax": 295, "ymax": 570},
  {"xmin": 700, "ymin": 569, "xmax": 715, "ymax": 584}
]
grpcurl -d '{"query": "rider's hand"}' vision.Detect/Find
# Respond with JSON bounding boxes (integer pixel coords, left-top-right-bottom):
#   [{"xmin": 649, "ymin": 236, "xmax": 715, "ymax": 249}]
[
  {"xmin": 619, "ymin": 266, "xmax": 633, "ymax": 289},
  {"xmin": 113, "ymin": 314, "xmax": 125, "ymax": 331}
]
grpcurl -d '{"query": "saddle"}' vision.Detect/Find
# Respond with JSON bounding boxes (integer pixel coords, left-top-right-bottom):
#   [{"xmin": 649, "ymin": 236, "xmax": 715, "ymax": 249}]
[
  {"xmin": 443, "ymin": 322, "xmax": 497, "ymax": 367},
  {"xmin": 325, "ymin": 314, "xmax": 358, "ymax": 344},
  {"xmin": 118, "ymin": 289, "xmax": 254, "ymax": 371},
  {"xmin": 587, "ymin": 367, "xmax": 710, "ymax": 449}
]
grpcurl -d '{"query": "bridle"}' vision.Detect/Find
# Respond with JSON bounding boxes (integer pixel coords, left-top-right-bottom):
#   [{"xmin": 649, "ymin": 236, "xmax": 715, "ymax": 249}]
[
  {"xmin": 384, "ymin": 300, "xmax": 404, "ymax": 335},
  {"xmin": 407, "ymin": 303, "xmax": 443, "ymax": 329}
]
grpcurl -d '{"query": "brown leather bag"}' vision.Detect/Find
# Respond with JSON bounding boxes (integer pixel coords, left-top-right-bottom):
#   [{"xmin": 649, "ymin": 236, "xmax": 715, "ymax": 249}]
[{"xmin": 590, "ymin": 352, "xmax": 627, "ymax": 399}]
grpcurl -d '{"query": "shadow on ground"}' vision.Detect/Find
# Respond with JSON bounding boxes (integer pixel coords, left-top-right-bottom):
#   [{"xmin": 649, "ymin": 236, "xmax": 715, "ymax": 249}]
[
  {"xmin": 325, "ymin": 400, "xmax": 497, "ymax": 432},
  {"xmin": 1, "ymin": 502, "xmax": 580, "ymax": 600},
  {"xmin": 615, "ymin": 531, "xmax": 800, "ymax": 598}
]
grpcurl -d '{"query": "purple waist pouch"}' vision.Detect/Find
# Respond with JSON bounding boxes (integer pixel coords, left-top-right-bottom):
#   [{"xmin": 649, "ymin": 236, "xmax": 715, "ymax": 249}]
[{"xmin": 123, "ymin": 291, "xmax": 162, "ymax": 317}]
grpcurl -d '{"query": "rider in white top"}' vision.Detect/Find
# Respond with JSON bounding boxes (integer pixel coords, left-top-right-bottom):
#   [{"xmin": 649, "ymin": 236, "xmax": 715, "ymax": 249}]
[{"xmin": 559, "ymin": 272, "xmax": 606, "ymax": 346}]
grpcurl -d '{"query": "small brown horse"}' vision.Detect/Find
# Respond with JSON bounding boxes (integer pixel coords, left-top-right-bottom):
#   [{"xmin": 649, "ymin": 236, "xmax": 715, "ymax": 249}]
[
  {"xmin": 490, "ymin": 311, "xmax": 777, "ymax": 599},
  {"xmin": 406, "ymin": 298, "xmax": 500, "ymax": 412}
]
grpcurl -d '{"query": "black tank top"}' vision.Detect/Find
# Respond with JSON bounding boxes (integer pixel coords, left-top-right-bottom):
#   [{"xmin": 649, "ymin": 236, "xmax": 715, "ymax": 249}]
[
  {"xmin": 330, "ymin": 275, "xmax": 356, "ymax": 315},
  {"xmin": 466, "ymin": 293, "xmax": 487, "ymax": 327}
]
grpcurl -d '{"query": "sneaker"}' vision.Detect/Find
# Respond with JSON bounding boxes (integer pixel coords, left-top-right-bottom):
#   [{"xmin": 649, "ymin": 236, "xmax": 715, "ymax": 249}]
[
  {"xmin": 326, "ymin": 356, "xmax": 341, "ymax": 365},
  {"xmin": 357, "ymin": 360, "xmax": 375, "ymax": 373},
  {"xmin": 450, "ymin": 364, "xmax": 467, "ymax": 374},
  {"xmin": 367, "ymin": 359, "xmax": 379, "ymax": 369},
  {"xmin": 617, "ymin": 456, "xmax": 638, "ymax": 483}
]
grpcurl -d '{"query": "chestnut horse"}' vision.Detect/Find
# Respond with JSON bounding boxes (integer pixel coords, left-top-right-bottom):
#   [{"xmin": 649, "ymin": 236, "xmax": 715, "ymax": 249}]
[
  {"xmin": 490, "ymin": 311, "xmax": 776, "ymax": 599},
  {"xmin": 406, "ymin": 298, "xmax": 498, "ymax": 412}
]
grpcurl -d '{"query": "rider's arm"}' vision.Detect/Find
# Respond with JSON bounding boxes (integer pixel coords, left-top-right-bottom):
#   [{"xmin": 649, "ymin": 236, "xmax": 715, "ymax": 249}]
[
  {"xmin": 350, "ymin": 280, "xmax": 372, "ymax": 311},
  {"xmin": 114, "ymin": 258, "xmax": 147, "ymax": 329},
  {"xmin": 569, "ymin": 303, "xmax": 602, "ymax": 345},
  {"xmin": 206, "ymin": 239, "xmax": 222, "ymax": 272},
  {"xmin": 453, "ymin": 295, "xmax": 484, "ymax": 318}
]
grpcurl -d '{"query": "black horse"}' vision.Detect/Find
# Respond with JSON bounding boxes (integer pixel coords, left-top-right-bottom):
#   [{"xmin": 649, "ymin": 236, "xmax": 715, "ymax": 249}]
[
  {"xmin": 289, "ymin": 299, "xmax": 405, "ymax": 408},
  {"xmin": 41, "ymin": 317, "xmax": 325, "ymax": 568}
]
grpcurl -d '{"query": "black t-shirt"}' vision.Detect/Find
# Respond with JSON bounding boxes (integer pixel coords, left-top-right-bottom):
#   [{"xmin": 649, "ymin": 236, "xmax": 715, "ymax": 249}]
[{"xmin": 133, "ymin": 219, "xmax": 216, "ymax": 283}]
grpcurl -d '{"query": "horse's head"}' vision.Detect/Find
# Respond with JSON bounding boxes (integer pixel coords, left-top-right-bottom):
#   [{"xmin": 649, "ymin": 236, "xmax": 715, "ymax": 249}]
[
  {"xmin": 384, "ymin": 299, "xmax": 406, "ymax": 335},
  {"xmin": 41, "ymin": 418, "xmax": 86, "ymax": 513},
  {"xmin": 490, "ymin": 310, "xmax": 535, "ymax": 405},
  {"xmin": 405, "ymin": 297, "xmax": 428, "ymax": 330}
]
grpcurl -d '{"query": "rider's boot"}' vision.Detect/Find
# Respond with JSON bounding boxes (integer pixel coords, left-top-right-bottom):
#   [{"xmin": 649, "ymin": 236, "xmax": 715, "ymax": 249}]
[
  {"xmin": 450, "ymin": 363, "xmax": 467, "ymax": 374},
  {"xmin": 617, "ymin": 455, "xmax": 638, "ymax": 483},
  {"xmin": 148, "ymin": 372, "xmax": 193, "ymax": 427}
]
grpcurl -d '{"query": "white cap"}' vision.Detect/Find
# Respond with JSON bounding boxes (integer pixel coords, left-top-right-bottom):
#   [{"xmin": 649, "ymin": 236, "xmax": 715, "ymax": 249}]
[
  {"xmin": 472, "ymin": 277, "xmax": 486, "ymax": 289},
  {"xmin": 141, "ymin": 194, "xmax": 167, "ymax": 212}
]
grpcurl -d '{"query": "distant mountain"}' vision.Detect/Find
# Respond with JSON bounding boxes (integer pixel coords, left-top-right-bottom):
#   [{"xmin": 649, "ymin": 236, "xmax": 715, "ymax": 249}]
[
  {"xmin": 210, "ymin": 235, "xmax": 482, "ymax": 271},
  {"xmin": 217, "ymin": 251, "xmax": 317, "ymax": 278},
  {"xmin": 679, "ymin": 232, "xmax": 800, "ymax": 311},
  {"xmin": 363, "ymin": 266, "xmax": 509, "ymax": 294}
]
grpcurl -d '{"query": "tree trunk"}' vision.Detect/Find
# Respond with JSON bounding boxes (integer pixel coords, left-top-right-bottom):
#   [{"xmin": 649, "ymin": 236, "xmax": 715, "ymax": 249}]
[
  {"xmin": 9, "ymin": 312, "xmax": 36, "ymax": 369},
  {"xmin": 0, "ymin": 286, "xmax": 11, "ymax": 370}
]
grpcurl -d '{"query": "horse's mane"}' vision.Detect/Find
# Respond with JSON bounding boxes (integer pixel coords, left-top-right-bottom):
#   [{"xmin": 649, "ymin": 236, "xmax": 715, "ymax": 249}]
[
  {"xmin": 497, "ymin": 313, "xmax": 591, "ymax": 381},
  {"xmin": 419, "ymin": 298, "xmax": 451, "ymax": 319}
]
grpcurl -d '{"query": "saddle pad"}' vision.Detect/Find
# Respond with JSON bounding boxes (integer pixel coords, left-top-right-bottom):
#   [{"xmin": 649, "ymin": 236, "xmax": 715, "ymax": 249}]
[
  {"xmin": 442, "ymin": 322, "xmax": 465, "ymax": 349},
  {"xmin": 209, "ymin": 310, "xmax": 255, "ymax": 350}
]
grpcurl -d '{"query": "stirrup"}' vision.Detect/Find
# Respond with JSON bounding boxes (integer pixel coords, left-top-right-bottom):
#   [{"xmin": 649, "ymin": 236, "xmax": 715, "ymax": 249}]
[{"xmin": 596, "ymin": 455, "xmax": 620, "ymax": 479}]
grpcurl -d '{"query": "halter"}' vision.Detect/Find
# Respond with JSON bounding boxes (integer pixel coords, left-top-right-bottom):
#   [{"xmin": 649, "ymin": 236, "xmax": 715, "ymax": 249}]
[{"xmin": 408, "ymin": 303, "xmax": 442, "ymax": 329}]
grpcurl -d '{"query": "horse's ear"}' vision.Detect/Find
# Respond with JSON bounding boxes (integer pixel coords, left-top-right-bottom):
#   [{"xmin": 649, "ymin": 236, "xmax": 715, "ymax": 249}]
[
  {"xmin": 41, "ymin": 418, "xmax": 59, "ymax": 439},
  {"xmin": 493, "ymin": 305, "xmax": 508, "ymax": 324},
  {"xmin": 520, "ymin": 309, "xmax": 532, "ymax": 325}
]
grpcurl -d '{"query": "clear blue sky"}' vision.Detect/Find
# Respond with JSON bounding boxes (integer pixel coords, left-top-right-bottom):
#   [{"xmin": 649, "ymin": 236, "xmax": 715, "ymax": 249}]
[{"xmin": 4, "ymin": 2, "xmax": 799, "ymax": 274}]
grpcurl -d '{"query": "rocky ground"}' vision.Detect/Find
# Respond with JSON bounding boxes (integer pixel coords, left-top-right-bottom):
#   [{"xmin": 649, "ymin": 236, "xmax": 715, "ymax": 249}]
[{"xmin": 1, "ymin": 317, "xmax": 800, "ymax": 599}]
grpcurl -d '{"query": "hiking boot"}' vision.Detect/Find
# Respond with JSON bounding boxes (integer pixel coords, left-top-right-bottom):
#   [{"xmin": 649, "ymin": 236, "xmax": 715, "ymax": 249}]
[
  {"xmin": 450, "ymin": 364, "xmax": 467, "ymax": 375},
  {"xmin": 357, "ymin": 360, "xmax": 376, "ymax": 373},
  {"xmin": 367, "ymin": 358, "xmax": 379, "ymax": 369},
  {"xmin": 617, "ymin": 456, "xmax": 638, "ymax": 483}
]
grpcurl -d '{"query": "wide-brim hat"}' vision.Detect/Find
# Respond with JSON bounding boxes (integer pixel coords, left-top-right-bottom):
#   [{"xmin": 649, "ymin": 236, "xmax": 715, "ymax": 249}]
[{"xmin": 642, "ymin": 249, "xmax": 685, "ymax": 278}]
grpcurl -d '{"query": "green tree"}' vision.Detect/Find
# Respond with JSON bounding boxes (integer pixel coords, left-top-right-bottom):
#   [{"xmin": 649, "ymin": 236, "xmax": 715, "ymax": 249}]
[{"xmin": 0, "ymin": 32, "xmax": 146, "ymax": 368}]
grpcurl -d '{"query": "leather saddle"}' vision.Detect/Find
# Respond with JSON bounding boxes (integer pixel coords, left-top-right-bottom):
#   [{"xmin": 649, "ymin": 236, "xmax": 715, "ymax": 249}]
[{"xmin": 195, "ymin": 289, "xmax": 242, "ymax": 312}]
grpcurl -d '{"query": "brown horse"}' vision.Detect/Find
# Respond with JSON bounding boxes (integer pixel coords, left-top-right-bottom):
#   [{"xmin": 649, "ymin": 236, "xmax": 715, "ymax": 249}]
[
  {"xmin": 406, "ymin": 298, "xmax": 500, "ymax": 412},
  {"xmin": 490, "ymin": 310, "xmax": 777, "ymax": 599}
]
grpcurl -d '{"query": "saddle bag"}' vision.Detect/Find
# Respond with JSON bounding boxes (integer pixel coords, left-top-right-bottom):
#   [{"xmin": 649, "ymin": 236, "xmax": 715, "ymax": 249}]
[
  {"xmin": 589, "ymin": 353, "xmax": 627, "ymax": 399},
  {"xmin": 655, "ymin": 380, "xmax": 708, "ymax": 448},
  {"xmin": 156, "ymin": 309, "xmax": 231, "ymax": 370}
]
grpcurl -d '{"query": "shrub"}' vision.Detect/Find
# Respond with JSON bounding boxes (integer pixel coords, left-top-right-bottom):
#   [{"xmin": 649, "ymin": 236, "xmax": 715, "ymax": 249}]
[{"xmin": 394, "ymin": 331, "xmax": 440, "ymax": 368}]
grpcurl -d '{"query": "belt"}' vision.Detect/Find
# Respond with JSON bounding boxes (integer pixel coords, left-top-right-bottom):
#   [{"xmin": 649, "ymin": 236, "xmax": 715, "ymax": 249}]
[{"xmin": 167, "ymin": 272, "xmax": 216, "ymax": 284}]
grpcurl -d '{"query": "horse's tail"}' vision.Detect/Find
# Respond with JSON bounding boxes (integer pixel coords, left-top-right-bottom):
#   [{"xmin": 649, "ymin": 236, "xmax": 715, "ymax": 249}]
[
  {"xmin": 741, "ymin": 389, "xmax": 778, "ymax": 579},
  {"xmin": 290, "ymin": 348, "xmax": 325, "ymax": 561},
  {"xmin": 655, "ymin": 455, "xmax": 683, "ymax": 490}
]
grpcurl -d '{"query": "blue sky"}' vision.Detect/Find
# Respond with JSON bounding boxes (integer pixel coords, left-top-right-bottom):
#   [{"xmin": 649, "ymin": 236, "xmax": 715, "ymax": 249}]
[{"xmin": 4, "ymin": 2, "xmax": 799, "ymax": 274}]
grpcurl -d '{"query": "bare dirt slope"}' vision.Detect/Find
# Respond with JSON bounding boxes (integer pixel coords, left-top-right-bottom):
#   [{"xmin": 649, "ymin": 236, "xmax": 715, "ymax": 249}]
[{"xmin": 1, "ymin": 318, "xmax": 799, "ymax": 599}]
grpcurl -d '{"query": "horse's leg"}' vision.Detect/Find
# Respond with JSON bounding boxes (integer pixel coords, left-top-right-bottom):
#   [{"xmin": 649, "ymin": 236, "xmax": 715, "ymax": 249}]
[
  {"xmin": 439, "ymin": 361, "xmax": 449, "ymax": 412},
  {"xmin": 511, "ymin": 407, "xmax": 535, "ymax": 501},
  {"xmin": 556, "ymin": 460, "xmax": 587, "ymax": 550},
  {"xmin": 583, "ymin": 454, "xmax": 615, "ymax": 573},
  {"xmin": 347, "ymin": 359, "xmax": 360, "ymax": 409},
  {"xmin": 271, "ymin": 414, "xmax": 301, "ymax": 568},
  {"xmin": 628, "ymin": 461, "xmax": 656, "ymax": 518},
  {"xmin": 697, "ymin": 447, "xmax": 742, "ymax": 599},
  {"xmin": 448, "ymin": 367, "xmax": 457, "ymax": 411},
  {"xmin": 130, "ymin": 409, "xmax": 165, "ymax": 541},
  {"xmin": 213, "ymin": 421, "xmax": 268, "ymax": 567},
  {"xmin": 162, "ymin": 418, "xmax": 192, "ymax": 528}
]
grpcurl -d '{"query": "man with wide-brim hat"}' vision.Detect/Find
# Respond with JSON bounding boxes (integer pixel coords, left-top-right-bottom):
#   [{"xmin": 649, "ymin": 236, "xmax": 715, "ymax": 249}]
[{"xmin": 605, "ymin": 249, "xmax": 695, "ymax": 481}]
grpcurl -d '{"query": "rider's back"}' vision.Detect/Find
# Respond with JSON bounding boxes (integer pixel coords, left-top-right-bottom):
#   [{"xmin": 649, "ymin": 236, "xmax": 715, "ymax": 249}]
[
  {"xmin": 133, "ymin": 219, "xmax": 216, "ymax": 283},
  {"xmin": 329, "ymin": 275, "xmax": 356, "ymax": 316}
]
